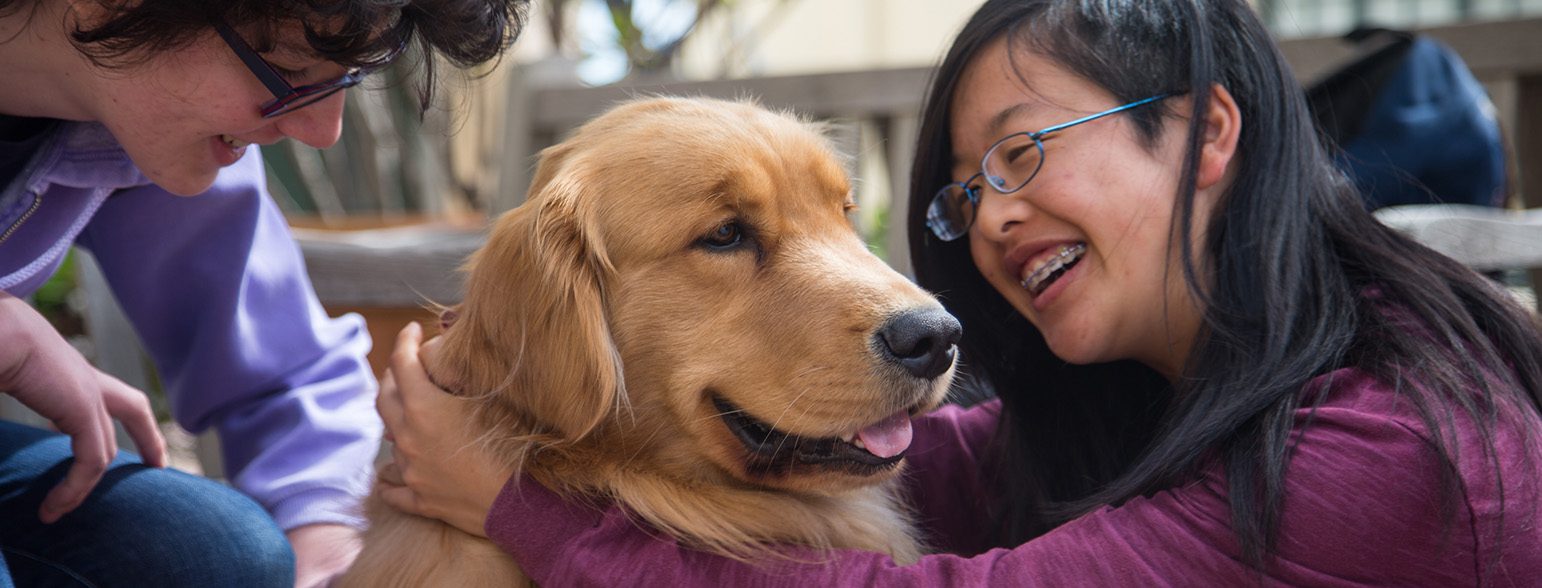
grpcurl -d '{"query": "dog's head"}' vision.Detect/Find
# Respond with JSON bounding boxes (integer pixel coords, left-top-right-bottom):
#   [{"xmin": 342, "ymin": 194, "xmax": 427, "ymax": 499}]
[{"xmin": 440, "ymin": 97, "xmax": 959, "ymax": 495}]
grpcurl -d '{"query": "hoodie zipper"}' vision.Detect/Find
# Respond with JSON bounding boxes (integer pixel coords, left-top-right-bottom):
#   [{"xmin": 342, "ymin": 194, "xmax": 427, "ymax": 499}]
[{"xmin": 0, "ymin": 192, "xmax": 41, "ymax": 246}]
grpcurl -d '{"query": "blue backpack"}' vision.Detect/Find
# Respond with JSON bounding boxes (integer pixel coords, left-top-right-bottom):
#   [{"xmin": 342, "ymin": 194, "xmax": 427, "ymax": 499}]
[{"xmin": 1305, "ymin": 28, "xmax": 1507, "ymax": 210}]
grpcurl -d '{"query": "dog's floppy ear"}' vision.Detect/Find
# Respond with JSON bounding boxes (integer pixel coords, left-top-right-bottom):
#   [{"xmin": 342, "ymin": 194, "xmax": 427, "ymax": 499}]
[{"xmin": 438, "ymin": 142, "xmax": 624, "ymax": 442}]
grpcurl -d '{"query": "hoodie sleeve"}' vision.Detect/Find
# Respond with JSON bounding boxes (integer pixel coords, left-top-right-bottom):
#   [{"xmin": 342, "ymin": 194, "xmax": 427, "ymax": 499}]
[{"xmin": 76, "ymin": 148, "xmax": 381, "ymax": 531}]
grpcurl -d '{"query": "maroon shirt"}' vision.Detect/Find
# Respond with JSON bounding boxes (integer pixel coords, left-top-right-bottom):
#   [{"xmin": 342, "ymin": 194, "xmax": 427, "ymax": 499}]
[{"xmin": 486, "ymin": 367, "xmax": 1542, "ymax": 586}]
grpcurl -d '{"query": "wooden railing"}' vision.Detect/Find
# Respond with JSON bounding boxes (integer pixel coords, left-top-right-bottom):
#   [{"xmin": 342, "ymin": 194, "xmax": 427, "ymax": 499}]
[{"xmin": 463, "ymin": 17, "xmax": 1542, "ymax": 279}]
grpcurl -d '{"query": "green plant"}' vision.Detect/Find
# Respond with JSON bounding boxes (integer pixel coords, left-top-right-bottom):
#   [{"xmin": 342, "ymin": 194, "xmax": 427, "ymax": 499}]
[{"xmin": 31, "ymin": 250, "xmax": 83, "ymax": 336}]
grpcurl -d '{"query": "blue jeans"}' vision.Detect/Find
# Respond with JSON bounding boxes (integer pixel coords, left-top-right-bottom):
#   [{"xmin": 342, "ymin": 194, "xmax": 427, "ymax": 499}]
[{"xmin": 0, "ymin": 420, "xmax": 293, "ymax": 587}]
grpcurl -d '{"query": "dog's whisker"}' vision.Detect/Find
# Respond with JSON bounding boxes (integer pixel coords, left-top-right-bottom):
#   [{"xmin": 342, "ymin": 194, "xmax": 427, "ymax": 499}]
[
  {"xmin": 789, "ymin": 364, "xmax": 833, "ymax": 379},
  {"xmin": 759, "ymin": 365, "xmax": 835, "ymax": 438},
  {"xmin": 618, "ymin": 421, "xmax": 672, "ymax": 470},
  {"xmin": 686, "ymin": 406, "xmax": 750, "ymax": 429},
  {"xmin": 768, "ymin": 388, "xmax": 822, "ymax": 460},
  {"xmin": 765, "ymin": 384, "xmax": 819, "ymax": 442}
]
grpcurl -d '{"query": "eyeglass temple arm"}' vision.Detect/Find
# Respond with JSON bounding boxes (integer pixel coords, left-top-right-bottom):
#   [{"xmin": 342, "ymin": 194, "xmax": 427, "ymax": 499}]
[
  {"xmin": 1032, "ymin": 94, "xmax": 1171, "ymax": 138},
  {"xmin": 213, "ymin": 24, "xmax": 293, "ymax": 97}
]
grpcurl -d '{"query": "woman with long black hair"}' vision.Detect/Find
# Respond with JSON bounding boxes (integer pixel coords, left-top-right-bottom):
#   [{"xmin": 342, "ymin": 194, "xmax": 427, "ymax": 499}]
[{"xmin": 378, "ymin": 0, "xmax": 1542, "ymax": 583}]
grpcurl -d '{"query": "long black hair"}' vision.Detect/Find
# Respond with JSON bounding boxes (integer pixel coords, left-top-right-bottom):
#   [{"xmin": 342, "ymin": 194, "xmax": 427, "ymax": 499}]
[
  {"xmin": 0, "ymin": 0, "xmax": 528, "ymax": 111},
  {"xmin": 908, "ymin": 0, "xmax": 1542, "ymax": 566}
]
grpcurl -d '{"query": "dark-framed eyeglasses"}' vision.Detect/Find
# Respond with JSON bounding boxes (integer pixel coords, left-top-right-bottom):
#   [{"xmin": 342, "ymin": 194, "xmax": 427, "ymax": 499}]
[
  {"xmin": 925, "ymin": 94, "xmax": 1171, "ymax": 242},
  {"xmin": 214, "ymin": 21, "xmax": 396, "ymax": 119}
]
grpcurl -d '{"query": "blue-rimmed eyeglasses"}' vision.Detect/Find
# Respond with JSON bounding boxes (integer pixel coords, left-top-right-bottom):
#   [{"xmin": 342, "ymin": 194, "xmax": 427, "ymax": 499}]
[
  {"xmin": 925, "ymin": 94, "xmax": 1171, "ymax": 242},
  {"xmin": 214, "ymin": 22, "xmax": 399, "ymax": 119}
]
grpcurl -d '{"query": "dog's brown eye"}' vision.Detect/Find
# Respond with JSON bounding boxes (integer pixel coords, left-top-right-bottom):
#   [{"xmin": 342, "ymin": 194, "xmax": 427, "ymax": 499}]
[{"xmin": 702, "ymin": 222, "xmax": 744, "ymax": 250}]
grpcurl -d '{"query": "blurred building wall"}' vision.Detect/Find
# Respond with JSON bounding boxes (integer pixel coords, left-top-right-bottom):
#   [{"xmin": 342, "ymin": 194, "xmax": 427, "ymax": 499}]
[
  {"xmin": 675, "ymin": 0, "xmax": 986, "ymax": 80},
  {"xmin": 1261, "ymin": 0, "xmax": 1542, "ymax": 38},
  {"xmin": 657, "ymin": 0, "xmax": 1542, "ymax": 82}
]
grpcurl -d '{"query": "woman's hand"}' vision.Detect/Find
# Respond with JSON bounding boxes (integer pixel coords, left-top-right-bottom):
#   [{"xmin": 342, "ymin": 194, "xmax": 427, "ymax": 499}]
[
  {"xmin": 0, "ymin": 292, "xmax": 167, "ymax": 523},
  {"xmin": 375, "ymin": 322, "xmax": 512, "ymax": 538}
]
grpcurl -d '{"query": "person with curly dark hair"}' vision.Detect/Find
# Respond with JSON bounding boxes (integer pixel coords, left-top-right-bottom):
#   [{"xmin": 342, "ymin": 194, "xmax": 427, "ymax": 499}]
[{"xmin": 0, "ymin": 0, "xmax": 528, "ymax": 585}]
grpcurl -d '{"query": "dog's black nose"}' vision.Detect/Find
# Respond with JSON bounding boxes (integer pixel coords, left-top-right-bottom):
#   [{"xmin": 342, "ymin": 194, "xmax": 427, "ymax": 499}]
[{"xmin": 875, "ymin": 308, "xmax": 962, "ymax": 380}]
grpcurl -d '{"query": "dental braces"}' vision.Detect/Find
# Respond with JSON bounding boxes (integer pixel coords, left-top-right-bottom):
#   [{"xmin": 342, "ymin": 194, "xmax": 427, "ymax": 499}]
[{"xmin": 1021, "ymin": 243, "xmax": 1087, "ymax": 291}]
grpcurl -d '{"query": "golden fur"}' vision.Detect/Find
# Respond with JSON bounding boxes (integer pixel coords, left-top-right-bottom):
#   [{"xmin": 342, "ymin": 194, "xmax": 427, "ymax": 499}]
[{"xmin": 340, "ymin": 97, "xmax": 956, "ymax": 587}]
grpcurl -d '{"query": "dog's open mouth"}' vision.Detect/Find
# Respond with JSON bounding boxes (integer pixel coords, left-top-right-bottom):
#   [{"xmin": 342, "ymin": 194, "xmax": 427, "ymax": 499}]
[{"xmin": 712, "ymin": 395, "xmax": 915, "ymax": 476}]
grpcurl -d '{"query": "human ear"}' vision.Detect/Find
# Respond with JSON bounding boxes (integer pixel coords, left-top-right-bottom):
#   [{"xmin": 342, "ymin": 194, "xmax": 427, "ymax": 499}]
[
  {"xmin": 1196, "ymin": 83, "xmax": 1242, "ymax": 191},
  {"xmin": 63, "ymin": 0, "xmax": 112, "ymax": 30}
]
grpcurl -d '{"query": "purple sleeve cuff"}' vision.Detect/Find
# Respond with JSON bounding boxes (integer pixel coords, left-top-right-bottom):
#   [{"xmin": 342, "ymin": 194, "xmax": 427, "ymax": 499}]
[
  {"xmin": 486, "ymin": 475, "xmax": 606, "ymax": 581},
  {"xmin": 270, "ymin": 487, "xmax": 369, "ymax": 531}
]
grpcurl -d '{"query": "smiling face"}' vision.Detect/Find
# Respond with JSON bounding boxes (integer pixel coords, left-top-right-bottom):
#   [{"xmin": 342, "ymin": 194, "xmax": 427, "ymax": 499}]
[
  {"xmin": 82, "ymin": 21, "xmax": 351, "ymax": 195},
  {"xmin": 950, "ymin": 38, "xmax": 1215, "ymax": 379}
]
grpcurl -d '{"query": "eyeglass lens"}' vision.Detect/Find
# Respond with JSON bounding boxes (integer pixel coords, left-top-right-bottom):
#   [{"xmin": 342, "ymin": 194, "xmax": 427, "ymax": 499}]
[
  {"xmin": 928, "ymin": 135, "xmax": 1047, "ymax": 241},
  {"xmin": 983, "ymin": 135, "xmax": 1047, "ymax": 194},
  {"xmin": 927, "ymin": 182, "xmax": 979, "ymax": 241}
]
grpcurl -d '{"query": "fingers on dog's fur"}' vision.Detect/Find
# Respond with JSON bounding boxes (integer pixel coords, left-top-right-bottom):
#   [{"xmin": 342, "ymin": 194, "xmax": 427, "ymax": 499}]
[
  {"xmin": 377, "ymin": 481, "xmax": 420, "ymax": 516},
  {"xmin": 388, "ymin": 322, "xmax": 422, "ymax": 379}
]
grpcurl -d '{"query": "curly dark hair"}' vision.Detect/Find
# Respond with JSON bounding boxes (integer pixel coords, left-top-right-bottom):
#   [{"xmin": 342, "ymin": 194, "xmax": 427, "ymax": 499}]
[{"xmin": 1, "ymin": 0, "xmax": 528, "ymax": 111}]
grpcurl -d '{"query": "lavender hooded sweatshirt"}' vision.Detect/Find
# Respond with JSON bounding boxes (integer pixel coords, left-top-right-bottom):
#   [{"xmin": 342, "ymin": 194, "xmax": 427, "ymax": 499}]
[{"xmin": 1, "ymin": 121, "xmax": 380, "ymax": 531}]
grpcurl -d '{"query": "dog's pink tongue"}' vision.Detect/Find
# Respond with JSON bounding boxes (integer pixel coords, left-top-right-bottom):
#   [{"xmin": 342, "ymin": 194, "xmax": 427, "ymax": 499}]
[{"xmin": 856, "ymin": 411, "xmax": 914, "ymax": 459}]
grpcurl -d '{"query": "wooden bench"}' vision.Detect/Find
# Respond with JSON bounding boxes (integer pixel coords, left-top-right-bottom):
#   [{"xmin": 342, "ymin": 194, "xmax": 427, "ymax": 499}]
[
  {"xmin": 1375, "ymin": 205, "xmax": 1542, "ymax": 273},
  {"xmin": 1375, "ymin": 204, "xmax": 1542, "ymax": 311}
]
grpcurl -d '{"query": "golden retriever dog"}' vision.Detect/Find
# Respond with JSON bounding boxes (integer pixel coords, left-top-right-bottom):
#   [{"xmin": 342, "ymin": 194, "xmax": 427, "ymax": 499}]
[{"xmin": 340, "ymin": 97, "xmax": 961, "ymax": 587}]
